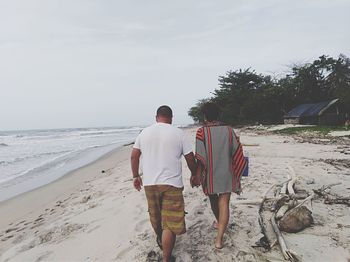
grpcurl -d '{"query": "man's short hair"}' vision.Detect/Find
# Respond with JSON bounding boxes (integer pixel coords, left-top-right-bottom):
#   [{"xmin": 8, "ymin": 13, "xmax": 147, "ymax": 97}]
[
  {"xmin": 201, "ymin": 102, "xmax": 220, "ymax": 121},
  {"xmin": 156, "ymin": 105, "xmax": 173, "ymax": 118}
]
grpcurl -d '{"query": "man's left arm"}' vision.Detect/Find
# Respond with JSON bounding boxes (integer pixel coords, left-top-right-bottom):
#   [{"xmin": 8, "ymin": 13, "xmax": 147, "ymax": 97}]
[
  {"xmin": 185, "ymin": 152, "xmax": 200, "ymax": 187},
  {"xmin": 184, "ymin": 152, "xmax": 196, "ymax": 176}
]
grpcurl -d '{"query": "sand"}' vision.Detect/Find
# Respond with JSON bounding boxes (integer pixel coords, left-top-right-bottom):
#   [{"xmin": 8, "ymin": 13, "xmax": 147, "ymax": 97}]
[
  {"xmin": 1, "ymin": 127, "xmax": 350, "ymax": 262},
  {"xmin": 330, "ymin": 130, "xmax": 350, "ymax": 137}
]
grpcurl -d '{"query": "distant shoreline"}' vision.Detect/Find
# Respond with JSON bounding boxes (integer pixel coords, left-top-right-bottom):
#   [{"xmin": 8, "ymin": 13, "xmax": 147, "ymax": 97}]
[{"xmin": 0, "ymin": 133, "xmax": 134, "ymax": 204}]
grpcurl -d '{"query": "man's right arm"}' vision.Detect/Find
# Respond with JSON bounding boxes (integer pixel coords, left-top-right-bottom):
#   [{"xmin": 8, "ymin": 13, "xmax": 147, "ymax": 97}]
[{"xmin": 131, "ymin": 148, "xmax": 142, "ymax": 191}]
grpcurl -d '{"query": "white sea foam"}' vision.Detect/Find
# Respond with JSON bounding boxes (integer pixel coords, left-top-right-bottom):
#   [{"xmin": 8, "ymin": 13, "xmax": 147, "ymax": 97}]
[{"xmin": 0, "ymin": 126, "xmax": 143, "ymax": 201}]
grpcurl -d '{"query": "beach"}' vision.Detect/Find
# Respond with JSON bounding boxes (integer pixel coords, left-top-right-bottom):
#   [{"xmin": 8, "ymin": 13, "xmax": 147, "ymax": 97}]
[{"xmin": 1, "ymin": 127, "xmax": 350, "ymax": 261}]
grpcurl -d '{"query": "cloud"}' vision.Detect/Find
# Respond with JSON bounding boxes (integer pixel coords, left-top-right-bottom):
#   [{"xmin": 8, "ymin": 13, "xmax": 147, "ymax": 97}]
[{"xmin": 0, "ymin": 0, "xmax": 349, "ymax": 129}]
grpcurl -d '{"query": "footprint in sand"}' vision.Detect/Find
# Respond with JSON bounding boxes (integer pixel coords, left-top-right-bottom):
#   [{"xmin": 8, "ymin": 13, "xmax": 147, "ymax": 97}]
[
  {"xmin": 30, "ymin": 223, "xmax": 44, "ymax": 230},
  {"xmin": 115, "ymin": 246, "xmax": 134, "ymax": 260},
  {"xmin": 88, "ymin": 224, "xmax": 101, "ymax": 234},
  {"xmin": 186, "ymin": 205, "xmax": 206, "ymax": 221},
  {"xmin": 62, "ymin": 197, "xmax": 71, "ymax": 203},
  {"xmin": 1, "ymin": 235, "xmax": 14, "ymax": 241},
  {"xmin": 119, "ymin": 187, "xmax": 133, "ymax": 195},
  {"xmin": 145, "ymin": 250, "xmax": 162, "ymax": 262},
  {"xmin": 12, "ymin": 233, "xmax": 26, "ymax": 244},
  {"xmin": 134, "ymin": 203, "xmax": 145, "ymax": 217},
  {"xmin": 34, "ymin": 217, "xmax": 45, "ymax": 224},
  {"xmin": 15, "ymin": 220, "xmax": 26, "ymax": 226},
  {"xmin": 34, "ymin": 251, "xmax": 53, "ymax": 262},
  {"xmin": 135, "ymin": 219, "xmax": 149, "ymax": 231},
  {"xmin": 5, "ymin": 227, "xmax": 19, "ymax": 234},
  {"xmin": 16, "ymin": 227, "xmax": 27, "ymax": 233},
  {"xmin": 138, "ymin": 232, "xmax": 150, "ymax": 241}
]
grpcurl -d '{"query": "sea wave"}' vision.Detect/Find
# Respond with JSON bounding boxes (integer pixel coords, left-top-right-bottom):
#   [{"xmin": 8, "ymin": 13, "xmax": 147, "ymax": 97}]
[
  {"xmin": 0, "ymin": 150, "xmax": 73, "ymax": 166},
  {"xmin": 0, "ymin": 150, "xmax": 79, "ymax": 184},
  {"xmin": 0, "ymin": 126, "xmax": 140, "ymax": 199},
  {"xmin": 0, "ymin": 141, "xmax": 122, "ymax": 185},
  {"xmin": 79, "ymin": 128, "xmax": 142, "ymax": 137},
  {"xmin": 3, "ymin": 127, "xmax": 142, "ymax": 142}
]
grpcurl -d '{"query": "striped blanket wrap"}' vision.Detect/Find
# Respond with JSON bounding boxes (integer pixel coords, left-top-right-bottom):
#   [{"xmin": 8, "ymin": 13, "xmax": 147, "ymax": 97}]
[{"xmin": 195, "ymin": 125, "xmax": 247, "ymax": 195}]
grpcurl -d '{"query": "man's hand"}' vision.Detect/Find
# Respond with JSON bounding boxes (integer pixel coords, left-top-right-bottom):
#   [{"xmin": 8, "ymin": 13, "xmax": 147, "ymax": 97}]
[
  {"xmin": 191, "ymin": 161, "xmax": 203, "ymax": 188},
  {"xmin": 133, "ymin": 176, "xmax": 143, "ymax": 191},
  {"xmin": 190, "ymin": 175, "xmax": 201, "ymax": 188}
]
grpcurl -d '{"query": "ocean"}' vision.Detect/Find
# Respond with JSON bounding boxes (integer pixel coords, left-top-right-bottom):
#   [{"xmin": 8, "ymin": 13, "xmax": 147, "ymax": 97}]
[{"xmin": 0, "ymin": 126, "xmax": 143, "ymax": 202}]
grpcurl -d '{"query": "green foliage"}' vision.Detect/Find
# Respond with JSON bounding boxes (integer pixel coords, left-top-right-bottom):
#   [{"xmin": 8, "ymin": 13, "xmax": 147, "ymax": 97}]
[{"xmin": 189, "ymin": 54, "xmax": 350, "ymax": 124}]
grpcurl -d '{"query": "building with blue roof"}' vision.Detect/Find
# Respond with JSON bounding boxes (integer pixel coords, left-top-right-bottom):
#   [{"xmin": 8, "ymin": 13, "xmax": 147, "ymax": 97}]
[{"xmin": 284, "ymin": 99, "xmax": 345, "ymax": 125}]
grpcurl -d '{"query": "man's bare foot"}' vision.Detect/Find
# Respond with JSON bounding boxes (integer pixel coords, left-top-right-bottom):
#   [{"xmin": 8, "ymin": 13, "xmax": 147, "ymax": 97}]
[{"xmin": 212, "ymin": 221, "xmax": 218, "ymax": 229}]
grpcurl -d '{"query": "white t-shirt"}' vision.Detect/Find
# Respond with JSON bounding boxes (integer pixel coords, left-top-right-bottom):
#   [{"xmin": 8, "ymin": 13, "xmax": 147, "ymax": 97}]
[{"xmin": 133, "ymin": 123, "xmax": 192, "ymax": 188}]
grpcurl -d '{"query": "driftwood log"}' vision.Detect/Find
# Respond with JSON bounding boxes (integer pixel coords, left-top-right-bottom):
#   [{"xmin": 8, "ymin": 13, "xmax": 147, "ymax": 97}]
[
  {"xmin": 276, "ymin": 204, "xmax": 290, "ymax": 220},
  {"xmin": 269, "ymin": 166, "xmax": 301, "ymax": 261},
  {"xmin": 255, "ymin": 179, "xmax": 292, "ymax": 250},
  {"xmin": 271, "ymin": 216, "xmax": 299, "ymax": 262},
  {"xmin": 244, "ymin": 165, "xmax": 315, "ymax": 260},
  {"xmin": 271, "ymin": 195, "xmax": 290, "ymax": 212}
]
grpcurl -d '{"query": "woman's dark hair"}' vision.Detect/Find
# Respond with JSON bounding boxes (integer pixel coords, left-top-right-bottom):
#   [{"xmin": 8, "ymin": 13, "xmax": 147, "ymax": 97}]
[{"xmin": 201, "ymin": 102, "xmax": 220, "ymax": 121}]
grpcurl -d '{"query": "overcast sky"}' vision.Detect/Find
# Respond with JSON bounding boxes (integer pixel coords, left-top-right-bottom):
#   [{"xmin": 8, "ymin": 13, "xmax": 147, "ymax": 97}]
[{"xmin": 0, "ymin": 0, "xmax": 349, "ymax": 130}]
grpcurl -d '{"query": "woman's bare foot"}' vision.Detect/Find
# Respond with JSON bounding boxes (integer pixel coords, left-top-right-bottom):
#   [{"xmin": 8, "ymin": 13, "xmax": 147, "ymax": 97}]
[
  {"xmin": 214, "ymin": 237, "xmax": 223, "ymax": 249},
  {"xmin": 212, "ymin": 221, "xmax": 218, "ymax": 229}
]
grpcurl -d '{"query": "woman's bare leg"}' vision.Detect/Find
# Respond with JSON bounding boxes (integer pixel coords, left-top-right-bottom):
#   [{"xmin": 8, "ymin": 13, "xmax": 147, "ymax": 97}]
[
  {"xmin": 209, "ymin": 194, "xmax": 219, "ymax": 227},
  {"xmin": 215, "ymin": 193, "xmax": 231, "ymax": 249}
]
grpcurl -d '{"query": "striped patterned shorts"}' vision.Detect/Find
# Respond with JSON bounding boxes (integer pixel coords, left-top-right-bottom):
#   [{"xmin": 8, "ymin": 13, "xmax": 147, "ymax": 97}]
[{"xmin": 144, "ymin": 185, "xmax": 186, "ymax": 235}]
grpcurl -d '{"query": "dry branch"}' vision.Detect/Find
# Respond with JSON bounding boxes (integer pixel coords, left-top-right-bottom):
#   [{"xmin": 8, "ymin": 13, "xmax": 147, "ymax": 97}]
[
  {"xmin": 268, "ymin": 165, "xmax": 302, "ymax": 261},
  {"xmin": 257, "ymin": 180, "xmax": 292, "ymax": 249},
  {"xmin": 287, "ymin": 165, "xmax": 297, "ymax": 197},
  {"xmin": 324, "ymin": 196, "xmax": 350, "ymax": 206},
  {"xmin": 270, "ymin": 216, "xmax": 298, "ymax": 262},
  {"xmin": 235, "ymin": 199, "xmax": 264, "ymax": 205},
  {"xmin": 276, "ymin": 204, "xmax": 290, "ymax": 220},
  {"xmin": 280, "ymin": 182, "xmax": 288, "ymax": 195},
  {"xmin": 313, "ymin": 182, "xmax": 341, "ymax": 197},
  {"xmin": 293, "ymin": 193, "xmax": 314, "ymax": 210}
]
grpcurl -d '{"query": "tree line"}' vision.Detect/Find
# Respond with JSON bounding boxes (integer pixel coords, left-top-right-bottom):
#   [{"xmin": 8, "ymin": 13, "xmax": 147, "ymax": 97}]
[{"xmin": 188, "ymin": 54, "xmax": 350, "ymax": 124}]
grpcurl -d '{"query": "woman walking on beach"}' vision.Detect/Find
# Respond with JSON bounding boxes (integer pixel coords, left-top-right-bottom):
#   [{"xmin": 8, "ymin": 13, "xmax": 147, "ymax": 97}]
[{"xmin": 194, "ymin": 102, "xmax": 247, "ymax": 249}]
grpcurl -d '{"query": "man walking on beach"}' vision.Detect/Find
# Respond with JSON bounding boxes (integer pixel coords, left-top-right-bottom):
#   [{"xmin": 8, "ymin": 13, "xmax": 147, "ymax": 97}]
[{"xmin": 131, "ymin": 105, "xmax": 197, "ymax": 262}]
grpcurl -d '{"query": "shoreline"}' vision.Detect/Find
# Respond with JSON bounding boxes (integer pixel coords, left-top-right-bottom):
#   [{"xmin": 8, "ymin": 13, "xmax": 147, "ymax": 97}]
[
  {"xmin": 0, "ymin": 144, "xmax": 132, "ymax": 231},
  {"xmin": 0, "ymin": 140, "xmax": 135, "ymax": 203}
]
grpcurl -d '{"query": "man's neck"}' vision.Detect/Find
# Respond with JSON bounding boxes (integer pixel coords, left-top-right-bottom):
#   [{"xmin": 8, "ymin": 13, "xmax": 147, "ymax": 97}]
[{"xmin": 156, "ymin": 117, "xmax": 172, "ymax": 124}]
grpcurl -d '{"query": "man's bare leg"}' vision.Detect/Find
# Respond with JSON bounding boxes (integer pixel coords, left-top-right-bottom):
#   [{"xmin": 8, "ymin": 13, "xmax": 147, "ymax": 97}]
[
  {"xmin": 215, "ymin": 193, "xmax": 231, "ymax": 249},
  {"xmin": 162, "ymin": 229, "xmax": 176, "ymax": 262},
  {"xmin": 209, "ymin": 194, "xmax": 219, "ymax": 227}
]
